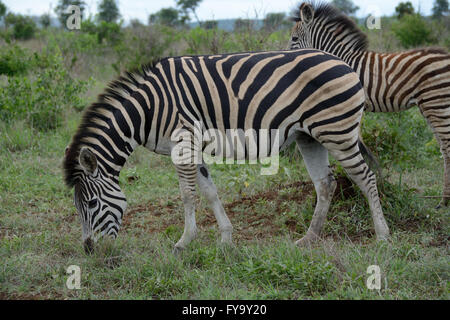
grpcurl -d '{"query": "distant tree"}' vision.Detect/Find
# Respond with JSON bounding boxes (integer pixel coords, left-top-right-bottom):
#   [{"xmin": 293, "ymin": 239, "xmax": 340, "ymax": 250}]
[
  {"xmin": 149, "ymin": 7, "xmax": 180, "ymax": 27},
  {"xmin": 203, "ymin": 20, "xmax": 218, "ymax": 29},
  {"xmin": 54, "ymin": 0, "xmax": 86, "ymax": 27},
  {"xmin": 40, "ymin": 13, "xmax": 51, "ymax": 28},
  {"xmin": 392, "ymin": 13, "xmax": 432, "ymax": 47},
  {"xmin": 234, "ymin": 18, "xmax": 255, "ymax": 32},
  {"xmin": 98, "ymin": 0, "xmax": 120, "ymax": 23},
  {"xmin": 129, "ymin": 18, "xmax": 144, "ymax": 29},
  {"xmin": 331, "ymin": 0, "xmax": 359, "ymax": 16},
  {"xmin": 0, "ymin": 1, "xmax": 6, "ymax": 20},
  {"xmin": 263, "ymin": 12, "xmax": 286, "ymax": 32},
  {"xmin": 4, "ymin": 13, "xmax": 37, "ymax": 39},
  {"xmin": 395, "ymin": 2, "xmax": 415, "ymax": 19},
  {"xmin": 432, "ymin": 0, "xmax": 449, "ymax": 19},
  {"xmin": 176, "ymin": 0, "xmax": 202, "ymax": 24}
]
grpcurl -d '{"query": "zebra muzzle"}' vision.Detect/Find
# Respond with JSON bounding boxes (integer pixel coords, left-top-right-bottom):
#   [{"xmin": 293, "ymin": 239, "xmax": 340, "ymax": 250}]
[{"xmin": 84, "ymin": 238, "xmax": 94, "ymax": 254}]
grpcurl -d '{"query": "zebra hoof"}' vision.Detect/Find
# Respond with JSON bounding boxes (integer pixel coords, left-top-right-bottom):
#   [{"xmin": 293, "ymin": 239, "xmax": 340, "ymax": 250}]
[
  {"xmin": 295, "ymin": 234, "xmax": 320, "ymax": 248},
  {"xmin": 436, "ymin": 198, "xmax": 449, "ymax": 210},
  {"xmin": 172, "ymin": 245, "xmax": 185, "ymax": 255},
  {"xmin": 376, "ymin": 234, "xmax": 390, "ymax": 242}
]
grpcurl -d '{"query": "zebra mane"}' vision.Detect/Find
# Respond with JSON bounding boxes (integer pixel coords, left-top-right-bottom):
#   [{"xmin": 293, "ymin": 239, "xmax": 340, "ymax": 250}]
[
  {"xmin": 63, "ymin": 60, "xmax": 161, "ymax": 188},
  {"xmin": 291, "ymin": 1, "xmax": 369, "ymax": 52}
]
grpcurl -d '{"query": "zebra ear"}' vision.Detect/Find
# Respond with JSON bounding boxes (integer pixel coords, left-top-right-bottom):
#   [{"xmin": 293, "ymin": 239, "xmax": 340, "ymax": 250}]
[
  {"xmin": 299, "ymin": 3, "xmax": 314, "ymax": 25},
  {"xmin": 79, "ymin": 147, "xmax": 98, "ymax": 175}
]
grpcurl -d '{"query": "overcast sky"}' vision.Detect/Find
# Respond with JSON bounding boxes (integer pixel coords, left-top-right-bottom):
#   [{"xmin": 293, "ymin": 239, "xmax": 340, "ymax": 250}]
[{"xmin": 3, "ymin": 0, "xmax": 435, "ymax": 23}]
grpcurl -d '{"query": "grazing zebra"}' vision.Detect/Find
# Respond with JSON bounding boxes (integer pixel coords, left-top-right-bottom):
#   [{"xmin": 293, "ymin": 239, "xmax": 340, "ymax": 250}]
[
  {"xmin": 63, "ymin": 49, "xmax": 390, "ymax": 253},
  {"xmin": 289, "ymin": 2, "xmax": 450, "ymax": 207}
]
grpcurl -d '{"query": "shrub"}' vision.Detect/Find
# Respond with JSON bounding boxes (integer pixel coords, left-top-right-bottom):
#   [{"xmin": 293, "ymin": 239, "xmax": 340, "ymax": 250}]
[
  {"xmin": 392, "ymin": 14, "xmax": 434, "ymax": 48},
  {"xmin": 112, "ymin": 25, "xmax": 180, "ymax": 73},
  {"xmin": 0, "ymin": 46, "xmax": 89, "ymax": 130},
  {"xmin": 4, "ymin": 13, "xmax": 37, "ymax": 40},
  {"xmin": 361, "ymin": 109, "xmax": 437, "ymax": 173},
  {"xmin": 0, "ymin": 45, "xmax": 32, "ymax": 76}
]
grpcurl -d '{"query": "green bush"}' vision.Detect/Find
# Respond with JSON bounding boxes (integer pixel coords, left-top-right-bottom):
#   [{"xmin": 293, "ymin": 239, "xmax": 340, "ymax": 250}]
[
  {"xmin": 0, "ymin": 45, "xmax": 32, "ymax": 76},
  {"xmin": 361, "ymin": 109, "xmax": 438, "ymax": 173},
  {"xmin": 112, "ymin": 25, "xmax": 179, "ymax": 73},
  {"xmin": 392, "ymin": 14, "xmax": 434, "ymax": 48},
  {"xmin": 0, "ymin": 46, "xmax": 89, "ymax": 130},
  {"xmin": 4, "ymin": 13, "xmax": 37, "ymax": 40},
  {"xmin": 81, "ymin": 18, "xmax": 124, "ymax": 45}
]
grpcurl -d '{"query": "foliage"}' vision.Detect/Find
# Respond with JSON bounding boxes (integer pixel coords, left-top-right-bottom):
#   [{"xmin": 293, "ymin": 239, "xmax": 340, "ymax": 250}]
[
  {"xmin": 203, "ymin": 20, "xmax": 218, "ymax": 30},
  {"xmin": 392, "ymin": 14, "xmax": 434, "ymax": 48},
  {"xmin": 149, "ymin": 7, "xmax": 181, "ymax": 27},
  {"xmin": 40, "ymin": 13, "xmax": 51, "ymax": 29},
  {"xmin": 234, "ymin": 18, "xmax": 256, "ymax": 32},
  {"xmin": 395, "ymin": 2, "xmax": 415, "ymax": 19},
  {"xmin": 176, "ymin": 0, "xmax": 203, "ymax": 24},
  {"xmin": 79, "ymin": 17, "xmax": 123, "ymax": 44},
  {"xmin": 0, "ymin": 1, "xmax": 6, "ymax": 19},
  {"xmin": 331, "ymin": 0, "xmax": 359, "ymax": 16},
  {"xmin": 0, "ymin": 45, "xmax": 32, "ymax": 76},
  {"xmin": 432, "ymin": 0, "xmax": 449, "ymax": 19},
  {"xmin": 0, "ymin": 47, "xmax": 89, "ymax": 130},
  {"xmin": 361, "ymin": 109, "xmax": 438, "ymax": 173},
  {"xmin": 112, "ymin": 25, "xmax": 180, "ymax": 73},
  {"xmin": 263, "ymin": 13, "xmax": 288, "ymax": 32},
  {"xmin": 3, "ymin": 13, "xmax": 37, "ymax": 40},
  {"xmin": 98, "ymin": 0, "xmax": 121, "ymax": 23}
]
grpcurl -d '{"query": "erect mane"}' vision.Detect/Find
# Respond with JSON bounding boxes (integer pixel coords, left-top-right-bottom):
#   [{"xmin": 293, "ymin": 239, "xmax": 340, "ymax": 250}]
[
  {"xmin": 63, "ymin": 60, "xmax": 161, "ymax": 188},
  {"xmin": 291, "ymin": 1, "xmax": 369, "ymax": 52}
]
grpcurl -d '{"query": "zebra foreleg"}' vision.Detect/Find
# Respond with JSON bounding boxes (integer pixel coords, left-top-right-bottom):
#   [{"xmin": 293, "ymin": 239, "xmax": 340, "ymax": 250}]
[
  {"xmin": 174, "ymin": 163, "xmax": 198, "ymax": 252},
  {"xmin": 295, "ymin": 133, "xmax": 336, "ymax": 246},
  {"xmin": 196, "ymin": 164, "xmax": 233, "ymax": 244}
]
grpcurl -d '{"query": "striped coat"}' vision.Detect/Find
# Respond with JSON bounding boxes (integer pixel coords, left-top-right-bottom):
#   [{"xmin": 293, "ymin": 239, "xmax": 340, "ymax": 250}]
[
  {"xmin": 289, "ymin": 2, "xmax": 450, "ymax": 207},
  {"xmin": 64, "ymin": 49, "xmax": 389, "ymax": 252}
]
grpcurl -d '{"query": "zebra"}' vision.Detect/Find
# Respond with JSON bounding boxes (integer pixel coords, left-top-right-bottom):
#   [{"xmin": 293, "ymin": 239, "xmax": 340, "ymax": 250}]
[
  {"xmin": 288, "ymin": 2, "xmax": 450, "ymax": 208},
  {"xmin": 63, "ymin": 49, "xmax": 390, "ymax": 253}
]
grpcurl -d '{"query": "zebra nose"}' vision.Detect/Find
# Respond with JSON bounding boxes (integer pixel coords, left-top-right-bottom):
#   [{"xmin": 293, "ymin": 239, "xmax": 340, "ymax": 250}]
[{"xmin": 84, "ymin": 238, "xmax": 94, "ymax": 254}]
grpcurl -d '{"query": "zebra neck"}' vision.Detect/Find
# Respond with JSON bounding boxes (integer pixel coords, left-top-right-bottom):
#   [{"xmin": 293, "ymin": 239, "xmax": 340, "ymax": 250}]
[{"xmin": 325, "ymin": 45, "xmax": 365, "ymax": 71}]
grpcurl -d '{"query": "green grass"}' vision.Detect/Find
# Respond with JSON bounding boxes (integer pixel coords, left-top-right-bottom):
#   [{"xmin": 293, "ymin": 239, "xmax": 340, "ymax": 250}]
[
  {"xmin": 0, "ymin": 24, "xmax": 448, "ymax": 299},
  {"xmin": 0, "ymin": 108, "xmax": 448, "ymax": 300}
]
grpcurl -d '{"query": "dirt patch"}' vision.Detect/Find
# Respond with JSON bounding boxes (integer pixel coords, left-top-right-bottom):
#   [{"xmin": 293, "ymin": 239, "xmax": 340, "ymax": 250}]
[
  {"xmin": 124, "ymin": 181, "xmax": 316, "ymax": 240},
  {"xmin": 333, "ymin": 176, "xmax": 357, "ymax": 201},
  {"xmin": 123, "ymin": 178, "xmax": 364, "ymax": 241}
]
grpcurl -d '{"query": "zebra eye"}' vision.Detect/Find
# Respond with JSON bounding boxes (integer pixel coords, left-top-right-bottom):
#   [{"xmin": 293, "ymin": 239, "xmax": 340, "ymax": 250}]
[
  {"xmin": 88, "ymin": 199, "xmax": 98, "ymax": 209},
  {"xmin": 292, "ymin": 37, "xmax": 298, "ymax": 41}
]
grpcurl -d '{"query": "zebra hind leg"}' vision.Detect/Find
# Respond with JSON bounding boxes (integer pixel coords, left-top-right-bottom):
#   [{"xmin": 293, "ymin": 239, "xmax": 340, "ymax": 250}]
[
  {"xmin": 196, "ymin": 164, "xmax": 233, "ymax": 244},
  {"xmin": 173, "ymin": 163, "xmax": 198, "ymax": 252},
  {"xmin": 295, "ymin": 133, "xmax": 337, "ymax": 246},
  {"xmin": 420, "ymin": 105, "xmax": 450, "ymax": 208},
  {"xmin": 329, "ymin": 141, "xmax": 390, "ymax": 241}
]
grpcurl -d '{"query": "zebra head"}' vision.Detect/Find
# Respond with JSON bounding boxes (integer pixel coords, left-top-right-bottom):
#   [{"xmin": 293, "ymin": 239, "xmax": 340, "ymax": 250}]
[
  {"xmin": 68, "ymin": 147, "xmax": 127, "ymax": 253},
  {"xmin": 288, "ymin": 2, "xmax": 369, "ymax": 55},
  {"xmin": 288, "ymin": 3, "xmax": 315, "ymax": 50}
]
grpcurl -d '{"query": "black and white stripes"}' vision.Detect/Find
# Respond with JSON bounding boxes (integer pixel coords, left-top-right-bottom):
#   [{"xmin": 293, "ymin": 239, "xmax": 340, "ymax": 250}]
[
  {"xmin": 289, "ymin": 2, "xmax": 450, "ymax": 207},
  {"xmin": 64, "ymin": 48, "xmax": 390, "ymax": 251}
]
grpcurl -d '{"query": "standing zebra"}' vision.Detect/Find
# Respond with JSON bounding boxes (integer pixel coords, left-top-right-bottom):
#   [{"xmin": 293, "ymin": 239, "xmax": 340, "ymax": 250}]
[
  {"xmin": 289, "ymin": 2, "xmax": 450, "ymax": 207},
  {"xmin": 63, "ymin": 49, "xmax": 390, "ymax": 253}
]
